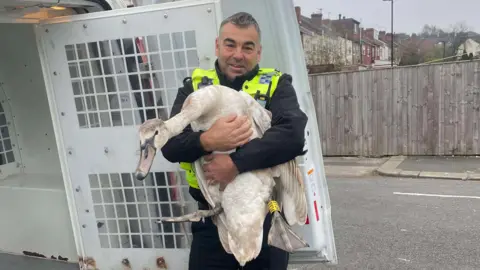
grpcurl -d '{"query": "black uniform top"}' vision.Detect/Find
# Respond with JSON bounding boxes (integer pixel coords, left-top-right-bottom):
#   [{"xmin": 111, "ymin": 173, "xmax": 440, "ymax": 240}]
[{"xmin": 161, "ymin": 60, "xmax": 308, "ymax": 205}]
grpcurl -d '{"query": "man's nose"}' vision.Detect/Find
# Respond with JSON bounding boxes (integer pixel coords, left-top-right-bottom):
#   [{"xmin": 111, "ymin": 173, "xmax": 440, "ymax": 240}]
[{"xmin": 232, "ymin": 48, "xmax": 243, "ymax": 60}]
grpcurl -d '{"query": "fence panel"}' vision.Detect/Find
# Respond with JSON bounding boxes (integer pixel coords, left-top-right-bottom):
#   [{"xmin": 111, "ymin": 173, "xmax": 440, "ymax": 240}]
[{"xmin": 310, "ymin": 60, "xmax": 480, "ymax": 156}]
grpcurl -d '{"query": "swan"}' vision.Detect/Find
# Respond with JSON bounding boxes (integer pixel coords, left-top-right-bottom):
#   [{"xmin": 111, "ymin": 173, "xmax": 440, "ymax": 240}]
[{"xmin": 134, "ymin": 84, "xmax": 309, "ymax": 266}]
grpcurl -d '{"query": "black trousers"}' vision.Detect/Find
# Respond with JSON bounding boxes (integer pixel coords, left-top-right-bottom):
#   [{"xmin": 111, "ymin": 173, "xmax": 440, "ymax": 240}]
[{"xmin": 188, "ymin": 203, "xmax": 289, "ymax": 270}]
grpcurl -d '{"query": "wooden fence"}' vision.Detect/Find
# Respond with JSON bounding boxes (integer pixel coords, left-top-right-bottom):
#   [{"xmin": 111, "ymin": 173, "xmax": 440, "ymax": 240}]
[{"xmin": 309, "ymin": 60, "xmax": 480, "ymax": 156}]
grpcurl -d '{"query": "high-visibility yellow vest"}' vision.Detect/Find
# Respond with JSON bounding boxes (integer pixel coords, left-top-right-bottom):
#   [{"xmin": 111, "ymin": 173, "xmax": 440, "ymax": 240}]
[{"xmin": 180, "ymin": 67, "xmax": 282, "ymax": 189}]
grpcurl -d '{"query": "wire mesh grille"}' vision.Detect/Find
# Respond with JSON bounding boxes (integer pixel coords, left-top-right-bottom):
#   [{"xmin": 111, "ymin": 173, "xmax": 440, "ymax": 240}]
[
  {"xmin": 0, "ymin": 103, "xmax": 15, "ymax": 165},
  {"xmin": 62, "ymin": 30, "xmax": 201, "ymax": 249},
  {"xmin": 64, "ymin": 31, "xmax": 199, "ymax": 128},
  {"xmin": 89, "ymin": 171, "xmax": 197, "ymax": 249}
]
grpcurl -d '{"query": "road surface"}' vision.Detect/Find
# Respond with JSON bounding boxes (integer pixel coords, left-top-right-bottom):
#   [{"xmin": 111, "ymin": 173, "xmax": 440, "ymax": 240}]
[
  {"xmin": 3, "ymin": 176, "xmax": 480, "ymax": 270},
  {"xmin": 291, "ymin": 176, "xmax": 480, "ymax": 270}
]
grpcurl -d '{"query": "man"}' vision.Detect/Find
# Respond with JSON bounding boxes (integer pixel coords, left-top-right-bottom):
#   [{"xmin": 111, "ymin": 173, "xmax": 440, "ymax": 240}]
[{"xmin": 161, "ymin": 11, "xmax": 308, "ymax": 270}]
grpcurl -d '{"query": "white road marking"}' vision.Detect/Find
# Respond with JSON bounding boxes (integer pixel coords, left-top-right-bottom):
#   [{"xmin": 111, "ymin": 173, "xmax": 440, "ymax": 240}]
[
  {"xmin": 397, "ymin": 258, "xmax": 411, "ymax": 262},
  {"xmin": 394, "ymin": 192, "xmax": 480, "ymax": 200}
]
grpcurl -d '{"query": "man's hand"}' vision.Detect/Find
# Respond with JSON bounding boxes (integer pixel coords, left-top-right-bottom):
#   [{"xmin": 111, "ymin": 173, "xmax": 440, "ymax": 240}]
[
  {"xmin": 203, "ymin": 154, "xmax": 239, "ymax": 191},
  {"xmin": 200, "ymin": 114, "xmax": 253, "ymax": 152}
]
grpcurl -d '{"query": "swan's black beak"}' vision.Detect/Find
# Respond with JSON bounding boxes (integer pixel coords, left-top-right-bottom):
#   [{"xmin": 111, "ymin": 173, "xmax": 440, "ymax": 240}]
[{"xmin": 135, "ymin": 135, "xmax": 157, "ymax": 181}]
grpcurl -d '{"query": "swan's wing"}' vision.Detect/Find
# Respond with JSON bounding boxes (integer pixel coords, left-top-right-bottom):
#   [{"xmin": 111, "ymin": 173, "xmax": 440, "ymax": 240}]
[
  {"xmin": 212, "ymin": 213, "xmax": 232, "ymax": 254},
  {"xmin": 241, "ymin": 91, "xmax": 272, "ymax": 136},
  {"xmin": 275, "ymin": 159, "xmax": 307, "ymax": 226},
  {"xmin": 241, "ymin": 91, "xmax": 307, "ymax": 225},
  {"xmin": 185, "ymin": 85, "xmax": 232, "ymax": 209},
  {"xmin": 192, "ymin": 157, "xmax": 217, "ymax": 208},
  {"xmin": 251, "ymin": 109, "xmax": 271, "ymax": 135}
]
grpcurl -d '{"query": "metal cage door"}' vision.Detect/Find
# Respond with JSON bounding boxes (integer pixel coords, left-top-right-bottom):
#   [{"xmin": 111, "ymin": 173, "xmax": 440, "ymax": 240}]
[{"xmin": 36, "ymin": 1, "xmax": 219, "ymax": 269}]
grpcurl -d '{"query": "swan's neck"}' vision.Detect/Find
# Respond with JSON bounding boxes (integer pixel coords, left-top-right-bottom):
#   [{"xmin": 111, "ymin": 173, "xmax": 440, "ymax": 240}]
[{"xmin": 164, "ymin": 107, "xmax": 201, "ymax": 138}]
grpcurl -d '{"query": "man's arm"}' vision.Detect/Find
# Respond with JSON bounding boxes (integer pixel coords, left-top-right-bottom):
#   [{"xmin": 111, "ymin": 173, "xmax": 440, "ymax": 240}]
[
  {"xmin": 160, "ymin": 78, "xmax": 212, "ymax": 163},
  {"xmin": 229, "ymin": 74, "xmax": 308, "ymax": 174}
]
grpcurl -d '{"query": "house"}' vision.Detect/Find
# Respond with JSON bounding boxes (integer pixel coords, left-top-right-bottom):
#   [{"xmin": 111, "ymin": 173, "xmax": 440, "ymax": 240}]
[
  {"xmin": 377, "ymin": 31, "xmax": 392, "ymax": 61},
  {"xmin": 319, "ymin": 14, "xmax": 362, "ymax": 64},
  {"xmin": 294, "ymin": 8, "xmax": 402, "ymax": 69},
  {"xmin": 361, "ymin": 36, "xmax": 375, "ymax": 65},
  {"xmin": 294, "ymin": 7, "xmax": 354, "ymax": 70},
  {"xmin": 374, "ymin": 39, "xmax": 394, "ymax": 67},
  {"xmin": 379, "ymin": 31, "xmax": 402, "ymax": 64},
  {"xmin": 456, "ymin": 38, "xmax": 480, "ymax": 59},
  {"xmin": 363, "ymin": 28, "xmax": 393, "ymax": 67}
]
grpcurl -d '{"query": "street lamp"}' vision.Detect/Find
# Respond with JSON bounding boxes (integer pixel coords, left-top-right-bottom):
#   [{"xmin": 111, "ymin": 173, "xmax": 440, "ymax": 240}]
[{"xmin": 383, "ymin": 0, "xmax": 394, "ymax": 67}]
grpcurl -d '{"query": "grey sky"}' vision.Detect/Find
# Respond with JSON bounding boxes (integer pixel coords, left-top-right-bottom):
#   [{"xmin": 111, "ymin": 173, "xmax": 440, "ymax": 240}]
[{"xmin": 293, "ymin": 0, "xmax": 479, "ymax": 34}]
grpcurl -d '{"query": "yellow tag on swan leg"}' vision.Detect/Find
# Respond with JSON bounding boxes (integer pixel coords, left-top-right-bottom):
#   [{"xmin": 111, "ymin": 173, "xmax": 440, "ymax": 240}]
[{"xmin": 268, "ymin": 200, "xmax": 281, "ymax": 213}]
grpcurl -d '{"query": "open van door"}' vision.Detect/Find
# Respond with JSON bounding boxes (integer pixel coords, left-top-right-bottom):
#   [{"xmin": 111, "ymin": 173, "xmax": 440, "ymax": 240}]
[{"xmin": 34, "ymin": 0, "xmax": 337, "ymax": 268}]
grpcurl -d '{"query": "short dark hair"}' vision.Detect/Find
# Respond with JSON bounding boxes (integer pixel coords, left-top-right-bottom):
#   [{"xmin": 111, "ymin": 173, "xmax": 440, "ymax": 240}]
[{"xmin": 219, "ymin": 12, "xmax": 261, "ymax": 42}]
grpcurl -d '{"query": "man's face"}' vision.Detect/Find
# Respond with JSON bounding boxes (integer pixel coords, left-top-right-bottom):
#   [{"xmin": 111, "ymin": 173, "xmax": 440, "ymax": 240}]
[{"xmin": 215, "ymin": 22, "xmax": 262, "ymax": 81}]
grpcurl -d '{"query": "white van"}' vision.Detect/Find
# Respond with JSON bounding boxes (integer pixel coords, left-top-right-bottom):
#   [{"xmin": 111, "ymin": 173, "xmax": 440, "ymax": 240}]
[{"xmin": 0, "ymin": 0, "xmax": 336, "ymax": 269}]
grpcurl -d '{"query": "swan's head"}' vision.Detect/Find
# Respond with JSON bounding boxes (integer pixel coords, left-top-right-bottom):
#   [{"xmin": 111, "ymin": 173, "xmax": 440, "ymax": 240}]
[{"xmin": 135, "ymin": 118, "xmax": 170, "ymax": 181}]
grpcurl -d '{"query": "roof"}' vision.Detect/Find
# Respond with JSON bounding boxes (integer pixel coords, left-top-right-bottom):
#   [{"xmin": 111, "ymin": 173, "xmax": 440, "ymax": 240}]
[
  {"xmin": 299, "ymin": 15, "xmax": 334, "ymax": 36},
  {"xmin": 300, "ymin": 24, "xmax": 315, "ymax": 36},
  {"xmin": 298, "ymin": 15, "xmax": 324, "ymax": 35},
  {"xmin": 362, "ymin": 37, "xmax": 375, "ymax": 46},
  {"xmin": 321, "ymin": 18, "xmax": 362, "ymax": 43},
  {"xmin": 327, "ymin": 18, "xmax": 361, "ymax": 25},
  {"xmin": 361, "ymin": 37, "xmax": 383, "ymax": 47}
]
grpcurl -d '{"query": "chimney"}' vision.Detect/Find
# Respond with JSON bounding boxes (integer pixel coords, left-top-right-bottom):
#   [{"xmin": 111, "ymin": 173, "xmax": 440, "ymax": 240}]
[
  {"xmin": 379, "ymin": 31, "xmax": 386, "ymax": 41},
  {"xmin": 294, "ymin": 6, "xmax": 301, "ymax": 23},
  {"xmin": 364, "ymin": 28, "xmax": 374, "ymax": 39},
  {"xmin": 338, "ymin": 14, "xmax": 342, "ymax": 20},
  {"xmin": 311, "ymin": 12, "xmax": 323, "ymax": 26}
]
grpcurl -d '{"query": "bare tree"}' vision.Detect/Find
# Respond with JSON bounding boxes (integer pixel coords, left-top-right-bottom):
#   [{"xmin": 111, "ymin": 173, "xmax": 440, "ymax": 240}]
[{"xmin": 448, "ymin": 21, "xmax": 470, "ymax": 34}]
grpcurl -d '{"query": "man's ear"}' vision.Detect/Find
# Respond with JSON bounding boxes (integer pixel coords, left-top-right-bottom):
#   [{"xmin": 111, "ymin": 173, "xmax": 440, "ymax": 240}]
[
  {"xmin": 215, "ymin": 37, "xmax": 220, "ymax": 57},
  {"xmin": 257, "ymin": 44, "xmax": 262, "ymax": 62}
]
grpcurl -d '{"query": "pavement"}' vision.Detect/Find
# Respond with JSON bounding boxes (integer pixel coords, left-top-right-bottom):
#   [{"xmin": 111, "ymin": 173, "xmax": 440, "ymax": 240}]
[
  {"xmin": 323, "ymin": 156, "xmax": 389, "ymax": 177},
  {"xmin": 325, "ymin": 155, "xmax": 480, "ymax": 180},
  {"xmin": 377, "ymin": 155, "xmax": 480, "ymax": 180}
]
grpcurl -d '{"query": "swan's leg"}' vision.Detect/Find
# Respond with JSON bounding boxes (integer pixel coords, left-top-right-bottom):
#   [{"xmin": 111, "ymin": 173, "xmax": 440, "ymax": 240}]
[
  {"xmin": 267, "ymin": 200, "xmax": 309, "ymax": 252},
  {"xmin": 156, "ymin": 205, "xmax": 223, "ymax": 223}
]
